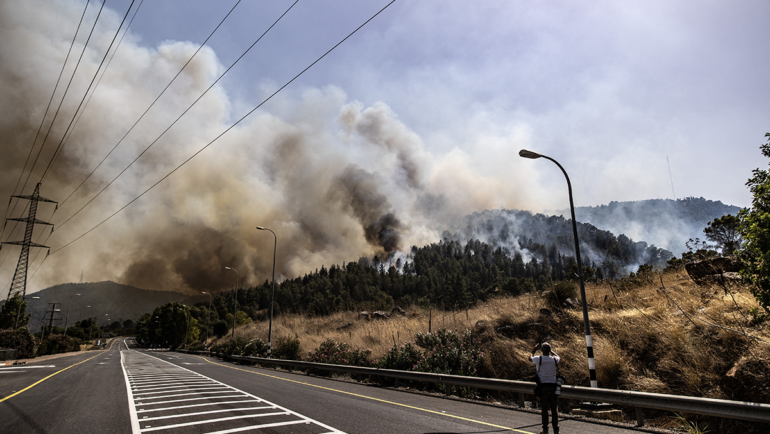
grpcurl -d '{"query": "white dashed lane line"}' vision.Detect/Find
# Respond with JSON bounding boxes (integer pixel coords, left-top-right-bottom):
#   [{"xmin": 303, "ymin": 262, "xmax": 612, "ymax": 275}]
[
  {"xmin": 0, "ymin": 365, "xmax": 56, "ymax": 373},
  {"xmin": 121, "ymin": 349, "xmax": 344, "ymax": 434}
]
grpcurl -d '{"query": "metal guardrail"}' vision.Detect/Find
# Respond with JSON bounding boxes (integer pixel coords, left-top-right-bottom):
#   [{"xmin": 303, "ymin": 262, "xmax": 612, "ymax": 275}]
[{"xmin": 177, "ymin": 349, "xmax": 770, "ymax": 425}]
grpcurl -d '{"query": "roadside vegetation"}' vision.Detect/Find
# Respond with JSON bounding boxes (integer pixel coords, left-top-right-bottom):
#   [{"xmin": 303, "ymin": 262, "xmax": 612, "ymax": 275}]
[{"xmin": 205, "ymin": 267, "xmax": 767, "ymax": 432}]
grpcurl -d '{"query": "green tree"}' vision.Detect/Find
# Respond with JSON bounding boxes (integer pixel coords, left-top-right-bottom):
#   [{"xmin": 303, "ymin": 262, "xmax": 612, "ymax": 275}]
[
  {"xmin": 739, "ymin": 133, "xmax": 770, "ymax": 313},
  {"xmin": 234, "ymin": 311, "xmax": 252, "ymax": 327},
  {"xmin": 0, "ymin": 293, "xmax": 31, "ymax": 329},
  {"xmin": 704, "ymin": 214, "xmax": 742, "ymax": 256}
]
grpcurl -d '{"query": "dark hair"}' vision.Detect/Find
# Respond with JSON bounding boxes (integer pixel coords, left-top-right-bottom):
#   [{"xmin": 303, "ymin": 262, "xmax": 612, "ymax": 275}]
[{"xmin": 541, "ymin": 342, "xmax": 552, "ymax": 354}]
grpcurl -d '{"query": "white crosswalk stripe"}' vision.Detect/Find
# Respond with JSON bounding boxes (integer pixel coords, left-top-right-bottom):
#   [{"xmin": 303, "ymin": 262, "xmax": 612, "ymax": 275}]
[{"xmin": 121, "ymin": 349, "xmax": 344, "ymax": 434}]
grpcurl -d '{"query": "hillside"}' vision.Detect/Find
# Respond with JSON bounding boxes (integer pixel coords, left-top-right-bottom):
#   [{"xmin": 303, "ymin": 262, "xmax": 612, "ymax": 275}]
[
  {"xmin": 212, "ymin": 267, "xmax": 769, "ymax": 433},
  {"xmin": 445, "ymin": 209, "xmax": 673, "ymax": 275},
  {"xmin": 23, "ymin": 281, "xmax": 206, "ymax": 332},
  {"xmin": 561, "ymin": 197, "xmax": 740, "ymax": 255}
]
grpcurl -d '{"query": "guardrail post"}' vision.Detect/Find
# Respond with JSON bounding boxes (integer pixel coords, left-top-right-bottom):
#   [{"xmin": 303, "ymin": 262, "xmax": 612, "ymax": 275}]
[
  {"xmin": 518, "ymin": 393, "xmax": 525, "ymax": 408},
  {"xmin": 395, "ymin": 378, "xmax": 400, "ymax": 388},
  {"xmin": 635, "ymin": 407, "xmax": 644, "ymax": 427}
]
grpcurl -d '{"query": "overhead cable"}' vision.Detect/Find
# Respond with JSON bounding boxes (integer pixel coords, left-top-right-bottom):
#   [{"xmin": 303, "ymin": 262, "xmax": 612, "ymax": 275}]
[
  {"xmin": 56, "ymin": 0, "xmax": 240, "ymax": 209},
  {"xmin": 46, "ymin": 0, "xmax": 397, "ymax": 256},
  {"xmin": 52, "ymin": 0, "xmax": 298, "ymax": 231},
  {"xmin": 15, "ymin": 0, "xmax": 108, "ymax": 205},
  {"xmin": 41, "ymin": 0, "xmax": 138, "ymax": 181},
  {"xmin": 57, "ymin": 0, "xmax": 147, "ymax": 180}
]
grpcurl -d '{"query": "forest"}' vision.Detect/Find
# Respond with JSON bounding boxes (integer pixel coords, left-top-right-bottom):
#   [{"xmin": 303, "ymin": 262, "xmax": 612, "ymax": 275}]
[{"xmin": 157, "ymin": 215, "xmax": 673, "ymax": 342}]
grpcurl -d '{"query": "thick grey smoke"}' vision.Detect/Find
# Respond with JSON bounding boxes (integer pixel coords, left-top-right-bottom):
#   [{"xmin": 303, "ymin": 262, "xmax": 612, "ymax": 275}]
[
  {"xmin": 328, "ymin": 165, "xmax": 403, "ymax": 254},
  {"xmin": 0, "ymin": 0, "xmax": 532, "ymax": 295}
]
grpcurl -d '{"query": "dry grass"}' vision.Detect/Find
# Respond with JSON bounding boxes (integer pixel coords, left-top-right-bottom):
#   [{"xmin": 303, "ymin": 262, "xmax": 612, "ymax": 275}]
[{"xmin": 211, "ymin": 268, "xmax": 770, "ymax": 402}]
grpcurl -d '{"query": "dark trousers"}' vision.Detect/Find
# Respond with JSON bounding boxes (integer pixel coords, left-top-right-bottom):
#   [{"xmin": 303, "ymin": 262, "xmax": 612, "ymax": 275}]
[{"xmin": 539, "ymin": 384, "xmax": 559, "ymax": 432}]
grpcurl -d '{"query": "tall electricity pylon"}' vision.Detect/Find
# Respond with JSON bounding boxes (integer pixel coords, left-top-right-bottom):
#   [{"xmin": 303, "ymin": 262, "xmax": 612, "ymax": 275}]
[{"xmin": 1, "ymin": 182, "xmax": 57, "ymax": 301}]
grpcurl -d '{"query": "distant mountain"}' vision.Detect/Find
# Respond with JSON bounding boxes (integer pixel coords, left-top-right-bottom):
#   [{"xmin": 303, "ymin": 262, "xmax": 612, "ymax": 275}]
[
  {"xmin": 561, "ymin": 197, "xmax": 740, "ymax": 255},
  {"xmin": 20, "ymin": 281, "xmax": 206, "ymax": 333}
]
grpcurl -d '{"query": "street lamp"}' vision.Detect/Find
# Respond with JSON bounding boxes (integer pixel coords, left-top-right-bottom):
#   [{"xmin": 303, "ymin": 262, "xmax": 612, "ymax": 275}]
[
  {"xmin": 519, "ymin": 149, "xmax": 597, "ymax": 388},
  {"xmin": 202, "ymin": 292, "xmax": 212, "ymax": 346},
  {"xmin": 63, "ymin": 293, "xmax": 81, "ymax": 336},
  {"xmin": 257, "ymin": 226, "xmax": 277, "ymax": 358},
  {"xmin": 224, "ymin": 267, "xmax": 239, "ymax": 339}
]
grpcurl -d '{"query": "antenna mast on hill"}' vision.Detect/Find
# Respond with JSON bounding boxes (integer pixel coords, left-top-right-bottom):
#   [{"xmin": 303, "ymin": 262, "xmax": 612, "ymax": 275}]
[
  {"xmin": 1, "ymin": 183, "xmax": 58, "ymax": 301},
  {"xmin": 667, "ymin": 156, "xmax": 677, "ymax": 200}
]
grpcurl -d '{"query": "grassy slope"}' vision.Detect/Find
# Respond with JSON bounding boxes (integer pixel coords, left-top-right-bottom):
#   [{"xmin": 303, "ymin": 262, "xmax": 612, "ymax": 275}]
[{"xmin": 216, "ymin": 268, "xmax": 770, "ymax": 405}]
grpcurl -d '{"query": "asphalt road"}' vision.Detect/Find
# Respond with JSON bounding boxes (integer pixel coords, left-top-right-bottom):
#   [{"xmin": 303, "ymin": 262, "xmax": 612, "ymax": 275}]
[{"xmin": 0, "ymin": 338, "xmax": 645, "ymax": 433}]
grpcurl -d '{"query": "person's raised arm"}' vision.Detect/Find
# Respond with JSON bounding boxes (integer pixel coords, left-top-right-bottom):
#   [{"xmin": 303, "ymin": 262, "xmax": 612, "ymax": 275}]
[{"xmin": 528, "ymin": 343, "xmax": 541, "ymax": 361}]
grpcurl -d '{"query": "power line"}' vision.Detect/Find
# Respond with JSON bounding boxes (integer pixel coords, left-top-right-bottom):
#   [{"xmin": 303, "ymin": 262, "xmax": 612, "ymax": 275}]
[
  {"xmin": 2, "ymin": 0, "xmax": 131, "ymax": 293},
  {"xmin": 2, "ymin": 0, "xmax": 148, "ymax": 293},
  {"xmin": 56, "ymin": 0, "xmax": 241, "ymax": 209},
  {"xmin": 0, "ymin": 0, "xmax": 93, "ymax": 281},
  {"xmin": 17, "ymin": 0, "xmax": 237, "ymax": 290},
  {"xmin": 45, "ymin": 0, "xmax": 397, "ymax": 258},
  {"xmin": 52, "ymin": 0, "xmax": 298, "ymax": 232},
  {"xmin": 41, "ymin": 0, "xmax": 138, "ymax": 181},
  {"xmin": 15, "ymin": 0, "xmax": 108, "ymax": 205},
  {"xmin": 57, "ymin": 0, "xmax": 147, "ymax": 177},
  {"xmin": 0, "ymin": 0, "xmax": 92, "ymax": 243}
]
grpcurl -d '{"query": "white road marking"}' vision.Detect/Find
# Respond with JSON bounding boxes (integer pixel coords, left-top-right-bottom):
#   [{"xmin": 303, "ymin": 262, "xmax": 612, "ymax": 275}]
[
  {"xmin": 136, "ymin": 400, "xmax": 259, "ymax": 413},
  {"xmin": 121, "ymin": 349, "xmax": 142, "ymax": 434},
  {"xmin": 0, "ymin": 365, "xmax": 56, "ymax": 370},
  {"xmin": 134, "ymin": 395, "xmax": 248, "ymax": 406},
  {"xmin": 140, "ymin": 413, "xmax": 294, "ymax": 432},
  {"xmin": 122, "ymin": 349, "xmax": 344, "ymax": 433}
]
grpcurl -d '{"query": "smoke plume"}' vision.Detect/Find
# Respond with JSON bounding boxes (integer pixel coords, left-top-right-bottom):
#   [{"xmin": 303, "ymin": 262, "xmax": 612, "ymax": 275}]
[{"xmin": 0, "ymin": 0, "xmax": 531, "ymax": 295}]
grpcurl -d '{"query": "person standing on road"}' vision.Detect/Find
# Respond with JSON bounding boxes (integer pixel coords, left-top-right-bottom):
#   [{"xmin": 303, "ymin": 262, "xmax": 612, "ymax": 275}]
[{"xmin": 529, "ymin": 342, "xmax": 560, "ymax": 434}]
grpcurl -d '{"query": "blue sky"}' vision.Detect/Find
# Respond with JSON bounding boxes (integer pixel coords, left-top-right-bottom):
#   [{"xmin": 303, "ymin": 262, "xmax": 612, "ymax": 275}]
[{"xmin": 1, "ymin": 0, "xmax": 768, "ymax": 292}]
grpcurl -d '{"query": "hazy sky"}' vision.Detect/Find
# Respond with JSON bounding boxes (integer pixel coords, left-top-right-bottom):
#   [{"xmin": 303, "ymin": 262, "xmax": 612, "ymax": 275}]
[
  {"xmin": 126, "ymin": 0, "xmax": 768, "ymax": 206},
  {"xmin": 1, "ymin": 0, "xmax": 768, "ymax": 294}
]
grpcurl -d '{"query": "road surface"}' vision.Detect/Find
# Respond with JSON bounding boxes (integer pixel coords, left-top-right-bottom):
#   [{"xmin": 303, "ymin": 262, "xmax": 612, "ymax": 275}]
[{"xmin": 1, "ymin": 338, "xmax": 644, "ymax": 433}]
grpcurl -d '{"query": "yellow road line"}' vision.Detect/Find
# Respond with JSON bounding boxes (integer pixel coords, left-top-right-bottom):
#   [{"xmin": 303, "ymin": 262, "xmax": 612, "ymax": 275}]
[
  {"xmin": 196, "ymin": 355, "xmax": 534, "ymax": 433},
  {"xmin": 0, "ymin": 338, "xmax": 116, "ymax": 402},
  {"xmin": 0, "ymin": 353, "xmax": 103, "ymax": 402}
]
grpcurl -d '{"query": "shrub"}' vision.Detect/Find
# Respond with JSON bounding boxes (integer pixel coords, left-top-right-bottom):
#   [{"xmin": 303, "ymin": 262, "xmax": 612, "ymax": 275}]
[
  {"xmin": 414, "ymin": 329, "xmax": 484, "ymax": 377},
  {"xmin": 186, "ymin": 341, "xmax": 206, "ymax": 351},
  {"xmin": 273, "ymin": 335, "xmax": 301, "ymax": 360},
  {"xmin": 376, "ymin": 342, "xmax": 422, "ymax": 371},
  {"xmin": 413, "ymin": 329, "xmax": 485, "ymax": 397},
  {"xmin": 37, "ymin": 334, "xmax": 77, "ymax": 356},
  {"xmin": 243, "ymin": 338, "xmax": 268, "ymax": 357},
  {"xmin": 307, "ymin": 339, "xmax": 372, "ymax": 367},
  {"xmin": 543, "ymin": 281, "xmax": 577, "ymax": 308},
  {"xmin": 0, "ymin": 328, "xmax": 36, "ymax": 359},
  {"xmin": 210, "ymin": 336, "xmax": 248, "ymax": 356}
]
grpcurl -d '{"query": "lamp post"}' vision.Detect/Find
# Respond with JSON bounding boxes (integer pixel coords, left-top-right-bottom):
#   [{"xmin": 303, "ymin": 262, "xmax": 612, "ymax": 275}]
[
  {"xmin": 63, "ymin": 293, "xmax": 81, "ymax": 336},
  {"xmin": 182, "ymin": 305, "xmax": 190, "ymax": 348},
  {"xmin": 257, "ymin": 226, "xmax": 277, "ymax": 358},
  {"xmin": 519, "ymin": 149, "xmax": 597, "ymax": 388},
  {"xmin": 24, "ymin": 296, "xmax": 40, "ymax": 332},
  {"xmin": 14, "ymin": 293, "xmax": 39, "ymax": 329},
  {"xmin": 224, "ymin": 267, "xmax": 239, "ymax": 339},
  {"xmin": 202, "ymin": 292, "xmax": 212, "ymax": 347}
]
